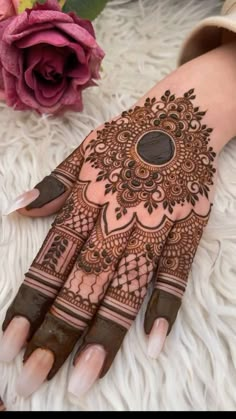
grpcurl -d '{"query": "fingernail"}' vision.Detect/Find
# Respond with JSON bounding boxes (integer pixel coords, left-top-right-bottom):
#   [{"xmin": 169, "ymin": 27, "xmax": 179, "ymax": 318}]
[
  {"xmin": 3, "ymin": 189, "xmax": 40, "ymax": 215},
  {"xmin": 16, "ymin": 348, "xmax": 54, "ymax": 398},
  {"xmin": 0, "ymin": 317, "xmax": 30, "ymax": 362},
  {"xmin": 147, "ymin": 318, "xmax": 169, "ymax": 359},
  {"xmin": 68, "ymin": 345, "xmax": 106, "ymax": 398}
]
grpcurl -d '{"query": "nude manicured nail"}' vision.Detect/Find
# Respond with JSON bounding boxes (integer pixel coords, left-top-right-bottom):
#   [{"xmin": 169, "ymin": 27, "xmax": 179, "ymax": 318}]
[
  {"xmin": 68, "ymin": 345, "xmax": 106, "ymax": 398},
  {"xmin": 0, "ymin": 317, "xmax": 30, "ymax": 362},
  {"xmin": 16, "ymin": 349, "xmax": 54, "ymax": 398},
  {"xmin": 147, "ymin": 318, "xmax": 169, "ymax": 359},
  {"xmin": 3, "ymin": 189, "xmax": 40, "ymax": 215}
]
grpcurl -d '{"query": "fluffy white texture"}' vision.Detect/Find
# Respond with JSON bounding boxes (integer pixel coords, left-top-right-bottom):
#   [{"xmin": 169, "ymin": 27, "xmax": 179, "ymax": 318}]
[{"xmin": 0, "ymin": 0, "xmax": 235, "ymax": 411}]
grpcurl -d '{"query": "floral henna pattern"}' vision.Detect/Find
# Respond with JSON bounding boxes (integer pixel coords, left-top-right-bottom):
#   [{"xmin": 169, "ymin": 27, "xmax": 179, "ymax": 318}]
[
  {"xmin": 24, "ymin": 181, "xmax": 100, "ymax": 298},
  {"xmin": 156, "ymin": 209, "xmax": 210, "ymax": 299},
  {"xmin": 50, "ymin": 89, "xmax": 216, "ymax": 336},
  {"xmin": 3, "ymin": 89, "xmax": 217, "ymax": 378},
  {"xmin": 3, "ymin": 181, "xmax": 101, "ymax": 335},
  {"xmin": 85, "ymin": 89, "xmax": 216, "ymax": 216},
  {"xmin": 50, "ymin": 216, "xmax": 174, "ymax": 330},
  {"xmin": 52, "ymin": 145, "xmax": 85, "ymax": 188}
]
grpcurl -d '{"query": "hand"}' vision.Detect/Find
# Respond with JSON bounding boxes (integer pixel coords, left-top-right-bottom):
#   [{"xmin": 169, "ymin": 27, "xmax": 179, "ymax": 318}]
[{"xmin": 1, "ymin": 40, "xmax": 236, "ymax": 399}]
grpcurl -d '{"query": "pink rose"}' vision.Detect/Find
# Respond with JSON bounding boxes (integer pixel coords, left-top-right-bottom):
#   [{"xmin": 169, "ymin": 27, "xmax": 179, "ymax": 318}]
[
  {"xmin": 0, "ymin": 0, "xmax": 105, "ymax": 114},
  {"xmin": 0, "ymin": 0, "xmax": 18, "ymax": 21}
]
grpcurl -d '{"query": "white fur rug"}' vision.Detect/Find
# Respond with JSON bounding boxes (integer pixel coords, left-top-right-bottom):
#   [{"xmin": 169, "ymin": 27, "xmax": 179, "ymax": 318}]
[{"xmin": 1, "ymin": 0, "xmax": 235, "ymax": 411}]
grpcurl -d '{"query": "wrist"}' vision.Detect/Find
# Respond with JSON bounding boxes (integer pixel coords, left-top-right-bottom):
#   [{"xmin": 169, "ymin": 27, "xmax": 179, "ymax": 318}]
[{"xmin": 138, "ymin": 40, "xmax": 236, "ymax": 154}]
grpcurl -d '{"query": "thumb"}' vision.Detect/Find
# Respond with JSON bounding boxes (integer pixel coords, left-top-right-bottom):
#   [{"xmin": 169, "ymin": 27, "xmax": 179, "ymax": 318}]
[{"xmin": 4, "ymin": 144, "xmax": 84, "ymax": 218}]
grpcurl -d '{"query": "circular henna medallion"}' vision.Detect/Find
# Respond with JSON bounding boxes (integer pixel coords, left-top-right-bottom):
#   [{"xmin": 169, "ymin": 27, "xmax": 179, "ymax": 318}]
[
  {"xmin": 85, "ymin": 89, "xmax": 216, "ymax": 216},
  {"xmin": 137, "ymin": 130, "xmax": 175, "ymax": 165}
]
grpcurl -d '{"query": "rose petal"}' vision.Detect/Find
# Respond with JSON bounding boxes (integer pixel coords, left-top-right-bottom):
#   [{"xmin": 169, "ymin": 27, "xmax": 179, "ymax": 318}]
[
  {"xmin": 55, "ymin": 22, "xmax": 101, "ymax": 49},
  {"xmin": 15, "ymin": 29, "xmax": 70, "ymax": 48},
  {"xmin": 3, "ymin": 8, "xmax": 71, "ymax": 43},
  {"xmin": 38, "ymin": 79, "xmax": 66, "ymax": 99},
  {"xmin": 27, "ymin": 10, "xmax": 72, "ymax": 26},
  {"xmin": 89, "ymin": 51, "xmax": 104, "ymax": 79},
  {"xmin": 37, "ymin": 49, "xmax": 65, "ymax": 78},
  {"xmin": 0, "ymin": 88, "xmax": 5, "ymax": 100},
  {"xmin": 24, "ymin": 49, "xmax": 42, "ymax": 89},
  {"xmin": 0, "ymin": 39, "xmax": 21, "ymax": 76},
  {"xmin": 0, "ymin": 65, "xmax": 4, "ymax": 90},
  {"xmin": 68, "ymin": 12, "xmax": 95, "ymax": 38},
  {"xmin": 34, "ymin": 77, "xmax": 67, "ymax": 105},
  {"xmin": 0, "ymin": 16, "xmax": 14, "ymax": 39},
  {"xmin": 66, "ymin": 64, "xmax": 90, "ymax": 83},
  {"xmin": 4, "ymin": 19, "xmax": 53, "ymax": 43}
]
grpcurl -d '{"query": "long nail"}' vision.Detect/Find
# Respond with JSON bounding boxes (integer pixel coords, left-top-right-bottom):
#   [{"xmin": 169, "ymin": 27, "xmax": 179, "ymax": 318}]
[
  {"xmin": 147, "ymin": 318, "xmax": 169, "ymax": 359},
  {"xmin": 3, "ymin": 189, "xmax": 40, "ymax": 215},
  {"xmin": 0, "ymin": 317, "xmax": 30, "ymax": 362},
  {"xmin": 68, "ymin": 345, "xmax": 106, "ymax": 398},
  {"xmin": 16, "ymin": 349, "xmax": 54, "ymax": 398}
]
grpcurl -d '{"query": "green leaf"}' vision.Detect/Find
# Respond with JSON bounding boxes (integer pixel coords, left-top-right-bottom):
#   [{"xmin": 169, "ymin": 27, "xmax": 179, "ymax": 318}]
[
  {"xmin": 63, "ymin": 0, "xmax": 108, "ymax": 20},
  {"xmin": 18, "ymin": 0, "xmax": 36, "ymax": 13},
  {"xmin": 58, "ymin": 0, "xmax": 66, "ymax": 7}
]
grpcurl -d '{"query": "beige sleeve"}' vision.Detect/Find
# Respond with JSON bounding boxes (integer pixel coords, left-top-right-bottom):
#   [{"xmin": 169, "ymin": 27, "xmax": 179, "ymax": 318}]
[{"xmin": 178, "ymin": 0, "xmax": 236, "ymax": 66}]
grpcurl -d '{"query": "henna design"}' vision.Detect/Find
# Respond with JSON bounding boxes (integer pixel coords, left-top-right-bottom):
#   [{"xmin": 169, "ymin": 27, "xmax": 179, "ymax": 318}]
[
  {"xmin": 41, "ymin": 236, "xmax": 69, "ymax": 271},
  {"xmin": 156, "ymin": 209, "xmax": 210, "ymax": 298},
  {"xmin": 49, "ymin": 216, "xmax": 173, "ymax": 332},
  {"xmin": 24, "ymin": 181, "xmax": 100, "ymax": 298},
  {"xmin": 52, "ymin": 143, "xmax": 85, "ymax": 188},
  {"xmin": 4, "ymin": 89, "xmax": 217, "ymax": 379},
  {"xmin": 41, "ymin": 89, "xmax": 216, "ymax": 376},
  {"xmin": 85, "ymin": 89, "xmax": 216, "ymax": 216},
  {"xmin": 3, "ymin": 181, "xmax": 100, "ymax": 334},
  {"xmin": 27, "ymin": 140, "xmax": 86, "ymax": 210},
  {"xmin": 26, "ymin": 176, "xmax": 66, "ymax": 210}
]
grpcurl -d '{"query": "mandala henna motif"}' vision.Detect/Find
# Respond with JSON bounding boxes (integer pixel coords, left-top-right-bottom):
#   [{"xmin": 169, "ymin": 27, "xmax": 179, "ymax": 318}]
[
  {"xmin": 85, "ymin": 89, "xmax": 216, "ymax": 216},
  {"xmin": 3, "ymin": 89, "xmax": 217, "ymax": 379}
]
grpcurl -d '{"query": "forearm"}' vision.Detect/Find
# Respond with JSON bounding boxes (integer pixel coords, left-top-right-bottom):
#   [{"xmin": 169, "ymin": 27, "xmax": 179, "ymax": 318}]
[{"xmin": 138, "ymin": 39, "xmax": 236, "ymax": 154}]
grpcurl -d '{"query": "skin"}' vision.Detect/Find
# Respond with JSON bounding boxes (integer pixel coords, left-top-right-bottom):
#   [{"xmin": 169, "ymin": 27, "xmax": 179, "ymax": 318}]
[{"xmin": 1, "ymin": 39, "xmax": 236, "ymax": 397}]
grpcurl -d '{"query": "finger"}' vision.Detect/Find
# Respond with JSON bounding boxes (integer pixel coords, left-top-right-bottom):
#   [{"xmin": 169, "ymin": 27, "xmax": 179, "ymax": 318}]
[
  {"xmin": 144, "ymin": 210, "xmax": 210, "ymax": 358},
  {"xmin": 0, "ymin": 181, "xmax": 100, "ymax": 363},
  {"xmin": 68, "ymin": 223, "xmax": 171, "ymax": 398},
  {"xmin": 4, "ymin": 140, "xmax": 86, "ymax": 217},
  {"xmin": 16, "ymin": 215, "xmax": 130, "ymax": 397}
]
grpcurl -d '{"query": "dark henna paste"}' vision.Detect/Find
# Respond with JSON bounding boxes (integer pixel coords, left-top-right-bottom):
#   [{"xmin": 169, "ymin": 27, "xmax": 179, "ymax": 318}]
[
  {"xmin": 3, "ymin": 89, "xmax": 216, "ymax": 378},
  {"xmin": 137, "ymin": 131, "xmax": 175, "ymax": 165},
  {"xmin": 26, "ymin": 175, "xmax": 66, "ymax": 210},
  {"xmin": 74, "ymin": 315, "xmax": 127, "ymax": 378},
  {"xmin": 144, "ymin": 289, "xmax": 181, "ymax": 335},
  {"xmin": 24, "ymin": 313, "xmax": 81, "ymax": 380},
  {"xmin": 2, "ymin": 284, "xmax": 53, "ymax": 338}
]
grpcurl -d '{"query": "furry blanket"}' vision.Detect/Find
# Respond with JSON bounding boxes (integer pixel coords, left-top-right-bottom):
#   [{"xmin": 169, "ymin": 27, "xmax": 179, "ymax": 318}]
[{"xmin": 1, "ymin": 0, "xmax": 235, "ymax": 411}]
